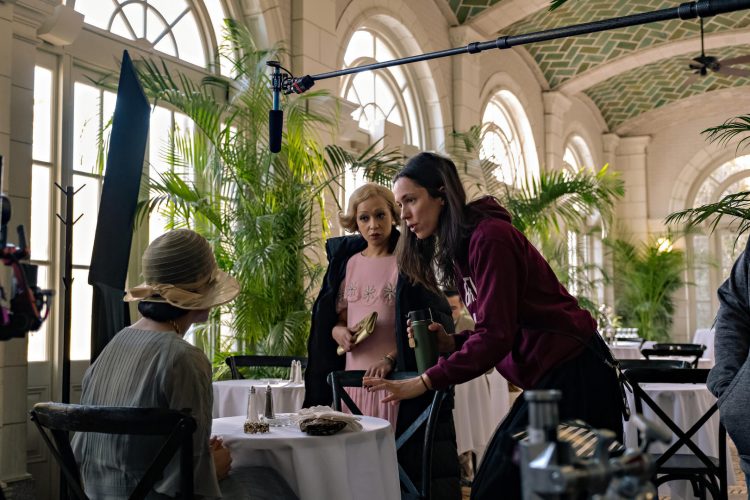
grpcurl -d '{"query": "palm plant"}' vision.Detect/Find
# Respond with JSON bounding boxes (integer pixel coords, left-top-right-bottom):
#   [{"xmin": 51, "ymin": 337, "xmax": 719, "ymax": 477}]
[
  {"xmin": 607, "ymin": 234, "xmax": 687, "ymax": 341},
  {"xmin": 132, "ymin": 21, "xmax": 401, "ymax": 372},
  {"xmin": 448, "ymin": 125, "xmax": 624, "ymax": 247}
]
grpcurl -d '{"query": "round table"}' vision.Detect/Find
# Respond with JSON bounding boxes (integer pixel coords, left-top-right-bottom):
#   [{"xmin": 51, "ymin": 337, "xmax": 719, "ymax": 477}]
[
  {"xmin": 453, "ymin": 370, "xmax": 510, "ymax": 462},
  {"xmin": 212, "ymin": 379, "xmax": 305, "ymax": 418},
  {"xmin": 213, "ymin": 415, "xmax": 400, "ymax": 500},
  {"xmin": 623, "ymin": 382, "xmax": 735, "ymax": 499}
]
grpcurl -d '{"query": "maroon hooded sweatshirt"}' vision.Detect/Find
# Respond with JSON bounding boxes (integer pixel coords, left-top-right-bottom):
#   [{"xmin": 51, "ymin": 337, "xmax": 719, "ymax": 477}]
[{"xmin": 425, "ymin": 197, "xmax": 596, "ymax": 390}]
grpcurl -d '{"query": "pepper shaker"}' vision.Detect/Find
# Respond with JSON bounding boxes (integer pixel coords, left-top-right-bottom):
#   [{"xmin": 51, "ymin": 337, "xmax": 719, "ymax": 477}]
[{"xmin": 264, "ymin": 384, "xmax": 275, "ymax": 419}]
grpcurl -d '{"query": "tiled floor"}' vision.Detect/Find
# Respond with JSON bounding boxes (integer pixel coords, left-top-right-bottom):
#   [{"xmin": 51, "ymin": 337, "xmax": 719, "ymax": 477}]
[{"xmin": 459, "ymin": 439, "xmax": 747, "ymax": 500}]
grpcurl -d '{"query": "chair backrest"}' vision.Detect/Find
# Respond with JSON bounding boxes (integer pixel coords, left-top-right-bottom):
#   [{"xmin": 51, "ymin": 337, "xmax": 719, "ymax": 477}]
[
  {"xmin": 640, "ymin": 343, "xmax": 706, "ymax": 368},
  {"xmin": 622, "ymin": 368, "xmax": 727, "ymax": 499},
  {"xmin": 29, "ymin": 402, "xmax": 197, "ymax": 500},
  {"xmin": 327, "ymin": 370, "xmax": 447, "ymax": 500},
  {"xmin": 225, "ymin": 355, "xmax": 308, "ymax": 379},
  {"xmin": 617, "ymin": 359, "xmax": 692, "ymax": 371}
]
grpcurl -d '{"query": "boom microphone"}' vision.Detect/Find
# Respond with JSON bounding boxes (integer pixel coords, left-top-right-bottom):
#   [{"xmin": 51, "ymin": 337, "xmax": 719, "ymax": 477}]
[
  {"xmin": 269, "ymin": 109, "xmax": 283, "ymax": 154},
  {"xmin": 268, "ymin": 61, "xmax": 284, "ymax": 153}
]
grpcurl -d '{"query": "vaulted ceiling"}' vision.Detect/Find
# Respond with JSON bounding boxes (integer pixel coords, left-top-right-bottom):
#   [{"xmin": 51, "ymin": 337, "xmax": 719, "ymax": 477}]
[{"xmin": 445, "ymin": 0, "xmax": 750, "ymax": 133}]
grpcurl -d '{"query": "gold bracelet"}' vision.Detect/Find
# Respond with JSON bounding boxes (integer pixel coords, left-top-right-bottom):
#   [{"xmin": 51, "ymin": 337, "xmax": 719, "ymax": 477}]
[
  {"xmin": 383, "ymin": 353, "xmax": 396, "ymax": 365},
  {"xmin": 419, "ymin": 373, "xmax": 430, "ymax": 390}
]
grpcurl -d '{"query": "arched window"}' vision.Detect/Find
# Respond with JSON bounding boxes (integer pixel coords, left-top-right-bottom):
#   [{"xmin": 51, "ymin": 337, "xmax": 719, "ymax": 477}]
[
  {"xmin": 479, "ymin": 90, "xmax": 539, "ymax": 188},
  {"xmin": 689, "ymin": 154, "xmax": 750, "ymax": 330},
  {"xmin": 561, "ymin": 136, "xmax": 603, "ymax": 304},
  {"xmin": 563, "ymin": 135, "xmax": 595, "ymax": 173},
  {"xmin": 341, "ymin": 28, "xmax": 423, "ymax": 149},
  {"xmin": 69, "ymin": 0, "xmax": 231, "ymax": 73}
]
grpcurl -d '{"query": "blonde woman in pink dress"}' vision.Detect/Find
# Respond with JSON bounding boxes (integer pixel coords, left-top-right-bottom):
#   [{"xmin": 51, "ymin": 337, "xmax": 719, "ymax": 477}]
[{"xmin": 333, "ymin": 184, "xmax": 401, "ymax": 426}]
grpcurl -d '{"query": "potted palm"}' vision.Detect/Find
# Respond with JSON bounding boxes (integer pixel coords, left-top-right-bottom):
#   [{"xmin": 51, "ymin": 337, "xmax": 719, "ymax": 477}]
[
  {"xmin": 607, "ymin": 234, "xmax": 687, "ymax": 341},
  {"xmin": 133, "ymin": 21, "xmax": 402, "ymax": 373}
]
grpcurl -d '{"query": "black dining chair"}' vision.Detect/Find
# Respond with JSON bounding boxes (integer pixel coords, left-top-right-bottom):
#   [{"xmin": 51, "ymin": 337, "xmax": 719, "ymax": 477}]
[
  {"xmin": 617, "ymin": 359, "xmax": 692, "ymax": 371},
  {"xmin": 29, "ymin": 402, "xmax": 196, "ymax": 500},
  {"xmin": 622, "ymin": 368, "xmax": 727, "ymax": 500},
  {"xmin": 640, "ymin": 343, "xmax": 706, "ymax": 368},
  {"xmin": 327, "ymin": 370, "xmax": 449, "ymax": 500},
  {"xmin": 224, "ymin": 355, "xmax": 308, "ymax": 379}
]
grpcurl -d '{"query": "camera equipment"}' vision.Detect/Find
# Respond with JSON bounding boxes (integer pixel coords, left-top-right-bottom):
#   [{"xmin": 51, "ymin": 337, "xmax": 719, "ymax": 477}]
[
  {"xmin": 0, "ymin": 155, "xmax": 53, "ymax": 341},
  {"xmin": 520, "ymin": 390, "xmax": 671, "ymax": 499}
]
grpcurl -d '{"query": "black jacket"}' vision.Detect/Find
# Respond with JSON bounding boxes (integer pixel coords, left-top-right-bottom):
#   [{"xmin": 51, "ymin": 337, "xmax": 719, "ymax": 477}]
[{"xmin": 303, "ymin": 231, "xmax": 455, "ymax": 407}]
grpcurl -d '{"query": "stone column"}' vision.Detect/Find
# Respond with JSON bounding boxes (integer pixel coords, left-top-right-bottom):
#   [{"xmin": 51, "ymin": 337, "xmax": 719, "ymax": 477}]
[
  {"xmin": 614, "ymin": 135, "xmax": 651, "ymax": 242},
  {"xmin": 0, "ymin": 0, "xmax": 36, "ymax": 497},
  {"xmin": 542, "ymin": 91, "xmax": 572, "ymax": 172},
  {"xmin": 601, "ymin": 133, "xmax": 620, "ymax": 309}
]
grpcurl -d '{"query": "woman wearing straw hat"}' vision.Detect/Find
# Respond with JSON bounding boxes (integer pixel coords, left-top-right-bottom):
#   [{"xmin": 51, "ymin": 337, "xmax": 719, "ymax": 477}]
[{"xmin": 72, "ymin": 229, "xmax": 297, "ymax": 499}]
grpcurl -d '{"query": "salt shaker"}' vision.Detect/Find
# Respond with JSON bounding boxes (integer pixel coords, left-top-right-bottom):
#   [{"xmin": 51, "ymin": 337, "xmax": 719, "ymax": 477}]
[
  {"xmin": 246, "ymin": 386, "xmax": 258, "ymax": 422},
  {"xmin": 264, "ymin": 384, "xmax": 275, "ymax": 419}
]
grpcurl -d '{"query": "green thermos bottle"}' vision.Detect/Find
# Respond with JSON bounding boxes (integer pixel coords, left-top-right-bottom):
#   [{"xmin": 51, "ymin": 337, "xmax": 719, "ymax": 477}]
[{"xmin": 408, "ymin": 309, "xmax": 438, "ymax": 374}]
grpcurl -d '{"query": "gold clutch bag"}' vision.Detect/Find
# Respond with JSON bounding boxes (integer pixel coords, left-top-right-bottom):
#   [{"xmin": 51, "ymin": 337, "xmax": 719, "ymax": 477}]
[{"xmin": 336, "ymin": 311, "xmax": 378, "ymax": 356}]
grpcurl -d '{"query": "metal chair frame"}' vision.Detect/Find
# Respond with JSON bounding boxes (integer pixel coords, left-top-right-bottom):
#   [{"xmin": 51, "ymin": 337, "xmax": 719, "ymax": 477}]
[
  {"xmin": 224, "ymin": 355, "xmax": 308, "ymax": 379},
  {"xmin": 29, "ymin": 402, "xmax": 196, "ymax": 500},
  {"xmin": 327, "ymin": 370, "xmax": 447, "ymax": 500},
  {"xmin": 623, "ymin": 368, "xmax": 727, "ymax": 500}
]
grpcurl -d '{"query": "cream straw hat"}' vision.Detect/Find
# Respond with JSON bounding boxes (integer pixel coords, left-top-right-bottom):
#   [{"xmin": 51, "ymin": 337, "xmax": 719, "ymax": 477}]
[{"xmin": 124, "ymin": 229, "xmax": 239, "ymax": 310}]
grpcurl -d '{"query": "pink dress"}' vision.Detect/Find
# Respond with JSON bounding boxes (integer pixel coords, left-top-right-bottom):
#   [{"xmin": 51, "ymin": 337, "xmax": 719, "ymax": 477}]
[{"xmin": 337, "ymin": 253, "xmax": 399, "ymax": 428}]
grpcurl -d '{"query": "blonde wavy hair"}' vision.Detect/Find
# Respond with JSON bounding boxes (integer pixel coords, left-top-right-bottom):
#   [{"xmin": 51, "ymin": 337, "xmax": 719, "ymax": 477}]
[{"xmin": 339, "ymin": 183, "xmax": 401, "ymax": 233}]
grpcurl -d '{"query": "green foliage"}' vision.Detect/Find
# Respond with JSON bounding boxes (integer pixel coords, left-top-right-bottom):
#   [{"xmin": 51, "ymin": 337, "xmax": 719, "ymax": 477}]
[
  {"xmin": 549, "ymin": 0, "xmax": 571, "ymax": 11},
  {"xmin": 448, "ymin": 126, "xmax": 624, "ymax": 248},
  {"xmin": 702, "ymin": 114, "xmax": 750, "ymax": 152},
  {"xmin": 608, "ymin": 235, "xmax": 687, "ymax": 341},
  {"xmin": 133, "ymin": 21, "xmax": 345, "ymax": 369}
]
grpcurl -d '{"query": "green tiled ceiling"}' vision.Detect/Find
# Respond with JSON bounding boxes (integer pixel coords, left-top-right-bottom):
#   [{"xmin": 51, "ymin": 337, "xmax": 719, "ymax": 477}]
[
  {"xmin": 448, "ymin": 0, "xmax": 504, "ymax": 24},
  {"xmin": 501, "ymin": 1, "xmax": 750, "ymax": 88},
  {"xmin": 585, "ymin": 44, "xmax": 750, "ymax": 130},
  {"xmin": 445, "ymin": 0, "xmax": 750, "ymax": 127}
]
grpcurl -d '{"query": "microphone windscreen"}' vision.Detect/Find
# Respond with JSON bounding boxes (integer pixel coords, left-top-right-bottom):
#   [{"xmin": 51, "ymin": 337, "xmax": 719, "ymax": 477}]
[{"xmin": 269, "ymin": 109, "xmax": 283, "ymax": 153}]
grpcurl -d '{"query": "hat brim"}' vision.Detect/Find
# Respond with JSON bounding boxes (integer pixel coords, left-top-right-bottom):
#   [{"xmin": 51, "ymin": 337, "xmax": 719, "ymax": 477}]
[{"xmin": 124, "ymin": 269, "xmax": 240, "ymax": 310}]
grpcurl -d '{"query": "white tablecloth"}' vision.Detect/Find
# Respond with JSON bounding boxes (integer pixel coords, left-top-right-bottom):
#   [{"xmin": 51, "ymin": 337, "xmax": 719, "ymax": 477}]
[
  {"xmin": 213, "ymin": 415, "xmax": 400, "ymax": 500},
  {"xmin": 692, "ymin": 328, "xmax": 716, "ymax": 367},
  {"xmin": 610, "ymin": 343, "xmax": 643, "ymax": 360},
  {"xmin": 453, "ymin": 370, "xmax": 510, "ymax": 461},
  {"xmin": 212, "ymin": 379, "xmax": 305, "ymax": 418},
  {"xmin": 624, "ymin": 382, "xmax": 735, "ymax": 499}
]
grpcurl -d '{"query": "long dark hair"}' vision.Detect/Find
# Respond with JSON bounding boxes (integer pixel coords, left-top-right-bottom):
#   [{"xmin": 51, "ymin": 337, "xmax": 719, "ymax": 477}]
[{"xmin": 393, "ymin": 152, "xmax": 477, "ymax": 292}]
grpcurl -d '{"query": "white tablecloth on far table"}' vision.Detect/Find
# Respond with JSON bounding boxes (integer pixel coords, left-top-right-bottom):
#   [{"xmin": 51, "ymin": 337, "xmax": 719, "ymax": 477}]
[
  {"xmin": 213, "ymin": 415, "xmax": 399, "ymax": 500},
  {"xmin": 692, "ymin": 328, "xmax": 716, "ymax": 367},
  {"xmin": 624, "ymin": 382, "xmax": 735, "ymax": 499},
  {"xmin": 212, "ymin": 379, "xmax": 305, "ymax": 418},
  {"xmin": 453, "ymin": 370, "xmax": 510, "ymax": 461}
]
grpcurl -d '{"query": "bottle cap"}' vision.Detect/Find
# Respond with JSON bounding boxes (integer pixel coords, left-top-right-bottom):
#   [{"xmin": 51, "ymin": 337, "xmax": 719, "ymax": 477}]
[{"xmin": 408, "ymin": 309, "xmax": 431, "ymax": 322}]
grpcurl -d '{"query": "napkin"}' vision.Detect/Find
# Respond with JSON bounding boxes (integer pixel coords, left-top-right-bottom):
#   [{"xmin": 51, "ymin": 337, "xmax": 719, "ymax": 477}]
[{"xmin": 297, "ymin": 405, "xmax": 363, "ymax": 431}]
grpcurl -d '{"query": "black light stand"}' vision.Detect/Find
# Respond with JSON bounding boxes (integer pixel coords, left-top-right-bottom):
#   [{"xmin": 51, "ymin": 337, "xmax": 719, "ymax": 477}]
[{"xmin": 269, "ymin": 0, "xmax": 750, "ymax": 150}]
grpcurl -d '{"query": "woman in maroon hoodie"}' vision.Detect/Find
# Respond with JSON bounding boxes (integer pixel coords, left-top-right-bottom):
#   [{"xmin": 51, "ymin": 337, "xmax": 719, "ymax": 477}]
[{"xmin": 364, "ymin": 152, "xmax": 623, "ymax": 499}]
